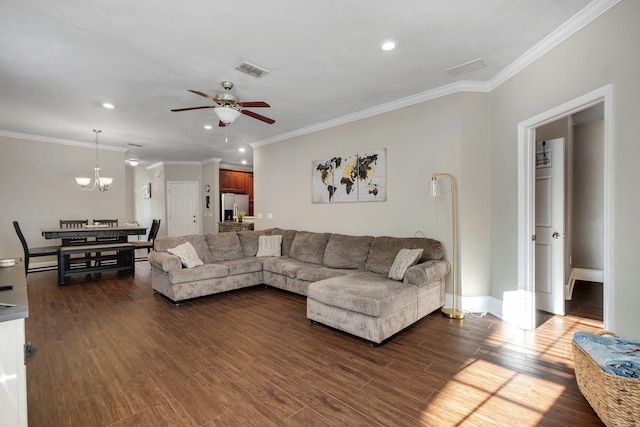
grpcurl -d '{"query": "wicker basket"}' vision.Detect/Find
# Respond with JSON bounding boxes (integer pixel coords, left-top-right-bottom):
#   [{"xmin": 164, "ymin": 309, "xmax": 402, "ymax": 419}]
[{"xmin": 572, "ymin": 331, "xmax": 640, "ymax": 427}]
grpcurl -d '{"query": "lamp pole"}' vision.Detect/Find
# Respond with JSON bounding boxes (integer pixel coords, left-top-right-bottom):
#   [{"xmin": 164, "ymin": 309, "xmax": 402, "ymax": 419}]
[{"xmin": 432, "ymin": 173, "xmax": 464, "ymax": 319}]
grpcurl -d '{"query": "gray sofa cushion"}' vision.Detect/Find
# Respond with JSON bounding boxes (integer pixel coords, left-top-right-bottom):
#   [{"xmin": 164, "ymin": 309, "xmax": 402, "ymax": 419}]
[
  {"xmin": 237, "ymin": 230, "xmax": 271, "ymax": 257},
  {"xmin": 289, "ymin": 231, "xmax": 331, "ymax": 265},
  {"xmin": 308, "ymin": 272, "xmax": 418, "ymax": 318},
  {"xmin": 269, "ymin": 228, "xmax": 298, "ymax": 256},
  {"xmin": 154, "ymin": 235, "xmax": 213, "ymax": 264},
  {"xmin": 323, "ymin": 233, "xmax": 374, "ymax": 270},
  {"xmin": 296, "ymin": 267, "xmax": 349, "ymax": 282},
  {"xmin": 365, "ymin": 236, "xmax": 443, "ymax": 276},
  {"xmin": 262, "ymin": 257, "xmax": 320, "ymax": 279},
  {"xmin": 205, "ymin": 233, "xmax": 244, "ymax": 262},
  {"xmin": 218, "ymin": 258, "xmax": 264, "ymax": 276},
  {"xmin": 168, "ymin": 263, "xmax": 229, "ymax": 285}
]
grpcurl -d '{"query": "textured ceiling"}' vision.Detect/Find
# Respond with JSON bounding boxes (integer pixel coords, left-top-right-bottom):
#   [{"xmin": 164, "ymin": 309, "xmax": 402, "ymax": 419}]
[{"xmin": 0, "ymin": 0, "xmax": 599, "ymax": 167}]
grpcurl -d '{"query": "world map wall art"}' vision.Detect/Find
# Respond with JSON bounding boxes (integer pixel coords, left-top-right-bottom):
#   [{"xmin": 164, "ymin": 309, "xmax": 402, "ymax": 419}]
[{"xmin": 311, "ymin": 148, "xmax": 387, "ymax": 203}]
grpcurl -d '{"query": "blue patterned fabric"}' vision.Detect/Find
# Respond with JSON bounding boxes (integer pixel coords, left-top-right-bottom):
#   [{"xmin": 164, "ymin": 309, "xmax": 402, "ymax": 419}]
[{"xmin": 574, "ymin": 331, "xmax": 640, "ymax": 378}]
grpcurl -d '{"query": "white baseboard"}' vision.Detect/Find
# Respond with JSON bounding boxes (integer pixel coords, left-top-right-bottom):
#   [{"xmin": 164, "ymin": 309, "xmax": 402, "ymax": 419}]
[
  {"xmin": 445, "ymin": 293, "xmax": 503, "ymax": 320},
  {"xmin": 565, "ymin": 268, "xmax": 603, "ymax": 300}
]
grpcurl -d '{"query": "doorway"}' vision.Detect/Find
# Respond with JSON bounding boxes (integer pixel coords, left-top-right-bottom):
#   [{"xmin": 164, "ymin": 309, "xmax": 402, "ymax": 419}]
[
  {"xmin": 516, "ymin": 85, "xmax": 612, "ymax": 331},
  {"xmin": 167, "ymin": 181, "xmax": 199, "ymax": 236}
]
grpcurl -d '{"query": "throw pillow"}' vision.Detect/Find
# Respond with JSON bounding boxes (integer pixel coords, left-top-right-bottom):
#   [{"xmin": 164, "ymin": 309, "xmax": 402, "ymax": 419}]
[
  {"xmin": 256, "ymin": 235, "xmax": 283, "ymax": 257},
  {"xmin": 388, "ymin": 248, "xmax": 424, "ymax": 281},
  {"xmin": 167, "ymin": 241, "xmax": 203, "ymax": 268}
]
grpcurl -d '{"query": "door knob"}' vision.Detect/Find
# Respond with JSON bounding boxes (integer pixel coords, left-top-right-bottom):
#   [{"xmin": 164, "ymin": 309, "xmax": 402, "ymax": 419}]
[{"xmin": 552, "ymin": 232, "xmax": 560, "ymax": 239}]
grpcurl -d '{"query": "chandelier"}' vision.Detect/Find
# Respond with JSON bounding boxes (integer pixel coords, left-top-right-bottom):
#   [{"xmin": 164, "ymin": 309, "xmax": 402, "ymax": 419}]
[{"xmin": 75, "ymin": 129, "xmax": 113, "ymax": 191}]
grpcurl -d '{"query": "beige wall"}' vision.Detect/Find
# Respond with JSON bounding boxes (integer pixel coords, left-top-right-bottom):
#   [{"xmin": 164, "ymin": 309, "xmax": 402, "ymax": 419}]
[
  {"xmin": 573, "ymin": 121, "xmax": 604, "ymax": 270},
  {"xmin": 0, "ymin": 135, "xmax": 126, "ymax": 257},
  {"xmin": 202, "ymin": 160, "xmax": 220, "ymax": 234},
  {"xmin": 489, "ymin": 1, "xmax": 639, "ymax": 337},
  {"xmin": 255, "ymin": 91, "xmax": 492, "ymax": 298}
]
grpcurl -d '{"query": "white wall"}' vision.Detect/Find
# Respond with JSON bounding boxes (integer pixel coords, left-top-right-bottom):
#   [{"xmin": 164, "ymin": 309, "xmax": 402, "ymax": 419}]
[
  {"xmin": 0, "ymin": 135, "xmax": 126, "ymax": 258},
  {"xmin": 489, "ymin": 1, "xmax": 639, "ymax": 338},
  {"xmin": 255, "ymin": 91, "xmax": 492, "ymax": 298}
]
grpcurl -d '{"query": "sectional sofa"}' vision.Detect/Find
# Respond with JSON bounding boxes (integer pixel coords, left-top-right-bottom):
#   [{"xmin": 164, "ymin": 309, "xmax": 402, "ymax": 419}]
[{"xmin": 149, "ymin": 229, "xmax": 450, "ymax": 344}]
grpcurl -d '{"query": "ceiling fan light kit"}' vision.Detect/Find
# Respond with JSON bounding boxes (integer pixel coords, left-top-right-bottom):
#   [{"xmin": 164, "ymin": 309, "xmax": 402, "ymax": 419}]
[
  {"xmin": 214, "ymin": 106, "xmax": 241, "ymax": 125},
  {"xmin": 171, "ymin": 81, "xmax": 275, "ymax": 126}
]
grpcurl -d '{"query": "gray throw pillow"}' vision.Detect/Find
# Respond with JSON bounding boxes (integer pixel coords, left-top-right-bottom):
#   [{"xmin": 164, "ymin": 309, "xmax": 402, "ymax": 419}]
[
  {"xmin": 256, "ymin": 235, "xmax": 282, "ymax": 257},
  {"xmin": 388, "ymin": 248, "xmax": 423, "ymax": 280},
  {"xmin": 168, "ymin": 242, "xmax": 203, "ymax": 268}
]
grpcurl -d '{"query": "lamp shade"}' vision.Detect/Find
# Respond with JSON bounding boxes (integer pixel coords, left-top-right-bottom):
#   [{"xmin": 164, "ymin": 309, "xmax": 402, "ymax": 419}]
[
  {"xmin": 98, "ymin": 177, "xmax": 113, "ymax": 186},
  {"xmin": 214, "ymin": 106, "xmax": 241, "ymax": 124},
  {"xmin": 75, "ymin": 177, "xmax": 91, "ymax": 186}
]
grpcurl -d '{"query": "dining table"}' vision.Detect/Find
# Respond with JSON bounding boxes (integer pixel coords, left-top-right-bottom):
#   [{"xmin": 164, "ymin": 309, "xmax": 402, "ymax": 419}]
[
  {"xmin": 41, "ymin": 225, "xmax": 148, "ymax": 244},
  {"xmin": 41, "ymin": 225, "xmax": 148, "ymax": 285}
]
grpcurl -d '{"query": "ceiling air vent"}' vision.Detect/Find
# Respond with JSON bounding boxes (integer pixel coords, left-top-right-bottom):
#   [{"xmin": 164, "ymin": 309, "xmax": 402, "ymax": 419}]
[
  {"xmin": 446, "ymin": 58, "xmax": 487, "ymax": 77},
  {"xmin": 235, "ymin": 61, "xmax": 269, "ymax": 78}
]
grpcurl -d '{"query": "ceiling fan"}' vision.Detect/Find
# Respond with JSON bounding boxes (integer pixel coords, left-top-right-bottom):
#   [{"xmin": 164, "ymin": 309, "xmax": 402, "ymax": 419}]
[{"xmin": 171, "ymin": 81, "xmax": 275, "ymax": 127}]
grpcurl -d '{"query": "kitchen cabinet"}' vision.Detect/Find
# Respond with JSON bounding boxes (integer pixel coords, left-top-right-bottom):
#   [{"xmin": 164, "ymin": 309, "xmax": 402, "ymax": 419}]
[{"xmin": 219, "ymin": 169, "xmax": 254, "ymax": 215}]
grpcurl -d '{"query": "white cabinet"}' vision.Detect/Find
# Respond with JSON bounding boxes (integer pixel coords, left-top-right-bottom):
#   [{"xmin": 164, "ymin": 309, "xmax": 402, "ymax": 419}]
[
  {"xmin": 0, "ymin": 318, "xmax": 27, "ymax": 427},
  {"xmin": 0, "ymin": 260, "xmax": 29, "ymax": 427}
]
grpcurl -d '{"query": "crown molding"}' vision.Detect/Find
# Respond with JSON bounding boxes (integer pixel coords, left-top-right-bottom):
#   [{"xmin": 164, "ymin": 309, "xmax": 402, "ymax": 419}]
[
  {"xmin": 0, "ymin": 129, "xmax": 128, "ymax": 152},
  {"xmin": 202, "ymin": 157, "xmax": 223, "ymax": 164},
  {"xmin": 163, "ymin": 161, "xmax": 202, "ymax": 166},
  {"xmin": 489, "ymin": 0, "xmax": 621, "ymax": 90},
  {"xmin": 252, "ymin": 0, "xmax": 619, "ymax": 149},
  {"xmin": 251, "ymin": 80, "xmax": 490, "ymax": 148}
]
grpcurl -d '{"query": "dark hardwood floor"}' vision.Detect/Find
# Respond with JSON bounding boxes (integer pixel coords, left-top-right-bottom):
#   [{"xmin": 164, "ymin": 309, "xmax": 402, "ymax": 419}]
[{"xmin": 25, "ymin": 263, "xmax": 605, "ymax": 426}]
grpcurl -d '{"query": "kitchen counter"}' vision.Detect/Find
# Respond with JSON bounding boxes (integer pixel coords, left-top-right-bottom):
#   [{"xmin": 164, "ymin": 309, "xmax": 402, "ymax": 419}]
[
  {"xmin": 0, "ymin": 258, "xmax": 28, "ymax": 322},
  {"xmin": 218, "ymin": 221, "xmax": 254, "ymax": 232}
]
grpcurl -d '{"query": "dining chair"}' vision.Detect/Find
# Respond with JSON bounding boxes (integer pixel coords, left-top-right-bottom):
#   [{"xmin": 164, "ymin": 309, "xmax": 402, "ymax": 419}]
[
  {"xmin": 60, "ymin": 219, "xmax": 91, "ymax": 268},
  {"xmin": 13, "ymin": 221, "xmax": 59, "ymax": 275},
  {"xmin": 92, "ymin": 219, "xmax": 118, "ymax": 227},
  {"xmin": 91, "ymin": 219, "xmax": 119, "ymax": 266},
  {"xmin": 132, "ymin": 219, "xmax": 160, "ymax": 261},
  {"xmin": 60, "ymin": 219, "xmax": 89, "ymax": 245}
]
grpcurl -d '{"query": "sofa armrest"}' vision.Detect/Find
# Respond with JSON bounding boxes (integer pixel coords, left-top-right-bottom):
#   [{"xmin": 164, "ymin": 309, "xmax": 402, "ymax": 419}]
[
  {"xmin": 403, "ymin": 259, "xmax": 450, "ymax": 287},
  {"xmin": 149, "ymin": 251, "xmax": 182, "ymax": 272}
]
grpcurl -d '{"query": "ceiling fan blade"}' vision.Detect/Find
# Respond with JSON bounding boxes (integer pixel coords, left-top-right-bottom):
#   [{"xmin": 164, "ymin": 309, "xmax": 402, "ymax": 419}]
[
  {"xmin": 237, "ymin": 101, "xmax": 270, "ymax": 108},
  {"xmin": 188, "ymin": 89, "xmax": 220, "ymax": 103},
  {"xmin": 171, "ymin": 106, "xmax": 216, "ymax": 112},
  {"xmin": 241, "ymin": 109, "xmax": 275, "ymax": 124}
]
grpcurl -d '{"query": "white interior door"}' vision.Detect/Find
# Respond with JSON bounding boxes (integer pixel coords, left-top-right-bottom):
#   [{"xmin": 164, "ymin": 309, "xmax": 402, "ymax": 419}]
[
  {"xmin": 167, "ymin": 182, "xmax": 199, "ymax": 236},
  {"xmin": 535, "ymin": 138, "xmax": 565, "ymax": 314}
]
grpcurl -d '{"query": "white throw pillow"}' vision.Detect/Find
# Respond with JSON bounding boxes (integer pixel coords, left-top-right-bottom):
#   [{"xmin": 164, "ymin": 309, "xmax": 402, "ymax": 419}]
[
  {"xmin": 256, "ymin": 235, "xmax": 282, "ymax": 257},
  {"xmin": 388, "ymin": 248, "xmax": 424, "ymax": 281},
  {"xmin": 167, "ymin": 241, "xmax": 203, "ymax": 268}
]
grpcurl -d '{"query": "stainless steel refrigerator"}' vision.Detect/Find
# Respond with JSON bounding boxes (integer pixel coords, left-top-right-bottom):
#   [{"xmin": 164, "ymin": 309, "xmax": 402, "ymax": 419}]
[{"xmin": 220, "ymin": 193, "xmax": 249, "ymax": 221}]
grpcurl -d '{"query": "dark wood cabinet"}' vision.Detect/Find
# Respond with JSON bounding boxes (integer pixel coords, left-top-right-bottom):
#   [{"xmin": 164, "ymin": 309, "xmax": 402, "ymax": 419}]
[{"xmin": 219, "ymin": 169, "xmax": 254, "ymax": 215}]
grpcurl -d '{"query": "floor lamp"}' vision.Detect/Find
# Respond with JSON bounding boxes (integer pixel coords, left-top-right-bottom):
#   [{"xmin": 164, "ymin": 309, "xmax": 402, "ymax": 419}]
[{"xmin": 431, "ymin": 173, "xmax": 465, "ymax": 319}]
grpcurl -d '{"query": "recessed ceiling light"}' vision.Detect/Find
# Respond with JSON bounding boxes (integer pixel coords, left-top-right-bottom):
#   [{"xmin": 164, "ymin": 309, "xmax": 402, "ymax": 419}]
[
  {"xmin": 239, "ymin": 147, "xmax": 246, "ymax": 152},
  {"xmin": 241, "ymin": 160, "xmax": 247, "ymax": 165},
  {"xmin": 204, "ymin": 125, "xmax": 213, "ymax": 130},
  {"xmin": 380, "ymin": 39, "xmax": 398, "ymax": 51},
  {"xmin": 102, "ymin": 102, "xmax": 115, "ymax": 109},
  {"xmin": 128, "ymin": 159, "xmax": 140, "ymax": 166}
]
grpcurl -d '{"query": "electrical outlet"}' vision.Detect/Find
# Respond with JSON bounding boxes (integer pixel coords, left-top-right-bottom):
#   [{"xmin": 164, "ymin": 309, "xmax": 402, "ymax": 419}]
[
  {"xmin": 267, "ymin": 213, "xmax": 273, "ymax": 219},
  {"xmin": 257, "ymin": 213, "xmax": 263, "ymax": 219}
]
